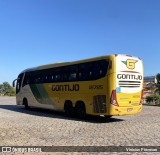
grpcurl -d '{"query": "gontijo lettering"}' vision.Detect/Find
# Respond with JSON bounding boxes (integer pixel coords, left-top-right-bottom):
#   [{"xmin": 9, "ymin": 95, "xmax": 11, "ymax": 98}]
[
  {"xmin": 117, "ymin": 74, "xmax": 143, "ymax": 80},
  {"xmin": 52, "ymin": 84, "xmax": 80, "ymax": 91}
]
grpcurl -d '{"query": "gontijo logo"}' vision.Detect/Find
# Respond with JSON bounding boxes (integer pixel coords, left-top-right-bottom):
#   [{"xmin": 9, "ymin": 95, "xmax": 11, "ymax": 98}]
[{"xmin": 122, "ymin": 59, "xmax": 138, "ymax": 70}]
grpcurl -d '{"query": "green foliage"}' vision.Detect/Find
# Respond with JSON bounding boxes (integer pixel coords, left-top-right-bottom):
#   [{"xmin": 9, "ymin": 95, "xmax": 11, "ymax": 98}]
[
  {"xmin": 0, "ymin": 82, "xmax": 16, "ymax": 96},
  {"xmin": 10, "ymin": 87, "xmax": 16, "ymax": 96},
  {"xmin": 155, "ymin": 73, "xmax": 160, "ymax": 95},
  {"xmin": 146, "ymin": 94, "xmax": 160, "ymax": 104}
]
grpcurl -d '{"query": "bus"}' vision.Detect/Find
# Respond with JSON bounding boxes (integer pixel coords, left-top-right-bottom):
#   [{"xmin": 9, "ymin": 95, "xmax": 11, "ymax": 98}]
[{"xmin": 13, "ymin": 54, "xmax": 143, "ymax": 118}]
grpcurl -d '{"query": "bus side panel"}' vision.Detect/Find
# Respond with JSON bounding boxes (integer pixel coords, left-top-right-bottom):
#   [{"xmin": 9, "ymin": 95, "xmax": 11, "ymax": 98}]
[
  {"xmin": 43, "ymin": 78, "xmax": 109, "ymax": 115},
  {"xmin": 17, "ymin": 84, "xmax": 57, "ymax": 110}
]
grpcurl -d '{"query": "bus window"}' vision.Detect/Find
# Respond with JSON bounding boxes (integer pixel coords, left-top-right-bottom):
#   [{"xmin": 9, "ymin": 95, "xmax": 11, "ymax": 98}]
[
  {"xmin": 43, "ymin": 70, "xmax": 50, "ymax": 83},
  {"xmin": 78, "ymin": 63, "xmax": 88, "ymax": 81},
  {"xmin": 97, "ymin": 60, "xmax": 109, "ymax": 78},
  {"xmin": 54, "ymin": 68, "xmax": 62, "ymax": 82},
  {"xmin": 69, "ymin": 73, "xmax": 77, "ymax": 81},
  {"xmin": 34, "ymin": 71, "xmax": 41, "ymax": 84},
  {"xmin": 88, "ymin": 61, "xmax": 98, "ymax": 80},
  {"xmin": 47, "ymin": 71, "xmax": 54, "ymax": 83},
  {"xmin": 68, "ymin": 65, "xmax": 78, "ymax": 81},
  {"xmin": 78, "ymin": 60, "xmax": 109, "ymax": 81},
  {"xmin": 23, "ymin": 72, "xmax": 32, "ymax": 87}
]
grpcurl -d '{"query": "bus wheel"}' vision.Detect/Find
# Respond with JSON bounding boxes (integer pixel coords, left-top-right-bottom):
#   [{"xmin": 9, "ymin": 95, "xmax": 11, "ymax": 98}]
[
  {"xmin": 75, "ymin": 102, "xmax": 86, "ymax": 119},
  {"xmin": 64, "ymin": 101, "xmax": 74, "ymax": 117},
  {"xmin": 23, "ymin": 98, "xmax": 30, "ymax": 110}
]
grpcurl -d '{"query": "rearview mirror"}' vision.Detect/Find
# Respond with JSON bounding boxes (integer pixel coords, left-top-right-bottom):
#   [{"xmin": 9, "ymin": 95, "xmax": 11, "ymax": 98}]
[{"xmin": 12, "ymin": 79, "xmax": 18, "ymax": 87}]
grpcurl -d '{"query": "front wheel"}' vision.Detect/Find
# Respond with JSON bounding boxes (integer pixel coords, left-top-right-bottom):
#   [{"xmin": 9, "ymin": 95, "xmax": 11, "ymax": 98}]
[{"xmin": 23, "ymin": 98, "xmax": 30, "ymax": 110}]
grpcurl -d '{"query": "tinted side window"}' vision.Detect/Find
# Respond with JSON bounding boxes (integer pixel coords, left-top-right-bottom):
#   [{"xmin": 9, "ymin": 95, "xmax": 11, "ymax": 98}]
[
  {"xmin": 78, "ymin": 60, "xmax": 109, "ymax": 81},
  {"xmin": 34, "ymin": 71, "xmax": 42, "ymax": 84},
  {"xmin": 78, "ymin": 62, "xmax": 96, "ymax": 81},
  {"xmin": 54, "ymin": 68, "xmax": 62, "ymax": 82},
  {"xmin": 97, "ymin": 60, "xmax": 109, "ymax": 78},
  {"xmin": 68, "ymin": 65, "xmax": 78, "ymax": 82},
  {"xmin": 49, "ymin": 66, "xmax": 78, "ymax": 82},
  {"xmin": 21, "ymin": 59, "xmax": 109, "ymax": 85},
  {"xmin": 22, "ymin": 72, "xmax": 33, "ymax": 86},
  {"xmin": 87, "ymin": 61, "xmax": 98, "ymax": 80},
  {"xmin": 46, "ymin": 71, "xmax": 54, "ymax": 83}
]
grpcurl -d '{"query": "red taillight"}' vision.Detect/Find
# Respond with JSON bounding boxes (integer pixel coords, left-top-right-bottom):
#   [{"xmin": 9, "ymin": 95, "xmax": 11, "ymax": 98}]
[
  {"xmin": 140, "ymin": 89, "xmax": 144, "ymax": 104},
  {"xmin": 110, "ymin": 90, "xmax": 119, "ymax": 106}
]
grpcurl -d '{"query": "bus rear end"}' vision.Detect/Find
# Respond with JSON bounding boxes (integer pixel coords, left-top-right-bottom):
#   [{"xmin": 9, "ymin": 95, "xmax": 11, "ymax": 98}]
[{"xmin": 110, "ymin": 54, "xmax": 143, "ymax": 116}]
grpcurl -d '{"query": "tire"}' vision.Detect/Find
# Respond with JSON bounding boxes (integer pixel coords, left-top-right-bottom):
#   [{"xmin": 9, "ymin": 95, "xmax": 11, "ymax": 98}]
[
  {"xmin": 64, "ymin": 101, "xmax": 74, "ymax": 117},
  {"xmin": 23, "ymin": 98, "xmax": 30, "ymax": 110},
  {"xmin": 75, "ymin": 102, "xmax": 86, "ymax": 119}
]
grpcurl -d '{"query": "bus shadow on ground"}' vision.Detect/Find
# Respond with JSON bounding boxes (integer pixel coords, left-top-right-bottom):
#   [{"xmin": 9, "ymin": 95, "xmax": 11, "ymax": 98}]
[{"xmin": 0, "ymin": 105, "xmax": 124, "ymax": 123}]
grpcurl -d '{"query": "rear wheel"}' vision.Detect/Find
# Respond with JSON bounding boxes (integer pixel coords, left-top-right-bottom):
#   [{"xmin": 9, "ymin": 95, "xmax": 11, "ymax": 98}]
[
  {"xmin": 64, "ymin": 101, "xmax": 74, "ymax": 117},
  {"xmin": 23, "ymin": 98, "xmax": 30, "ymax": 110},
  {"xmin": 75, "ymin": 102, "xmax": 86, "ymax": 119}
]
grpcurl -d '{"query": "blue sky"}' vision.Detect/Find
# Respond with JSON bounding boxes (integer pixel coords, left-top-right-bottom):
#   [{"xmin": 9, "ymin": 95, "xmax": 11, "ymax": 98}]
[{"xmin": 0, "ymin": 0, "xmax": 160, "ymax": 84}]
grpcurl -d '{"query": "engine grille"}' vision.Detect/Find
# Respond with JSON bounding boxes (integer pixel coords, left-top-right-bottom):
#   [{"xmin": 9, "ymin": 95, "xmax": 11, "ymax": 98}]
[{"xmin": 93, "ymin": 95, "xmax": 106, "ymax": 113}]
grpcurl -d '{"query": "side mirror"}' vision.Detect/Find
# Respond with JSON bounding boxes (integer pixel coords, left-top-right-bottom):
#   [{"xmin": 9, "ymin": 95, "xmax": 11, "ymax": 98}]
[{"xmin": 13, "ymin": 79, "xmax": 18, "ymax": 87}]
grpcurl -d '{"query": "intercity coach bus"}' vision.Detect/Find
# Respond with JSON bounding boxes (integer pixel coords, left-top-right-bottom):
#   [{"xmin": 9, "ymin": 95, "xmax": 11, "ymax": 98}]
[{"xmin": 13, "ymin": 54, "xmax": 143, "ymax": 118}]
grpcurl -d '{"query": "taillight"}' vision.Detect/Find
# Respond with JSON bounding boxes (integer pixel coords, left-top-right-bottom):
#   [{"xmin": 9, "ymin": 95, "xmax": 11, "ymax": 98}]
[
  {"xmin": 110, "ymin": 90, "xmax": 119, "ymax": 106},
  {"xmin": 140, "ymin": 89, "xmax": 144, "ymax": 104}
]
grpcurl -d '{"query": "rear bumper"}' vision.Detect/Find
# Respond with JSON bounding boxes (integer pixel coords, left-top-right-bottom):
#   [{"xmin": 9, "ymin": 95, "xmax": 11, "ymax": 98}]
[{"xmin": 109, "ymin": 105, "xmax": 142, "ymax": 116}]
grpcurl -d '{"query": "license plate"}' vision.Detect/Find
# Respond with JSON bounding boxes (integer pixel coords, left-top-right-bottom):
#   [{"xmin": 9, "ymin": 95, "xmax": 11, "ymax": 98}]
[{"xmin": 127, "ymin": 108, "xmax": 133, "ymax": 112}]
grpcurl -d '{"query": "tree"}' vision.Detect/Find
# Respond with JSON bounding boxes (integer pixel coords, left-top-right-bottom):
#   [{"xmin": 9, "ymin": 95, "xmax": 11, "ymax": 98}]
[
  {"xmin": 10, "ymin": 87, "xmax": 16, "ymax": 96},
  {"xmin": 0, "ymin": 84, "xmax": 3, "ymax": 95},
  {"xmin": 146, "ymin": 94, "xmax": 160, "ymax": 104},
  {"xmin": 146, "ymin": 95, "xmax": 154, "ymax": 103},
  {"xmin": 0, "ymin": 82, "xmax": 16, "ymax": 96},
  {"xmin": 155, "ymin": 73, "xmax": 160, "ymax": 95},
  {"xmin": 144, "ymin": 74, "xmax": 160, "ymax": 105}
]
